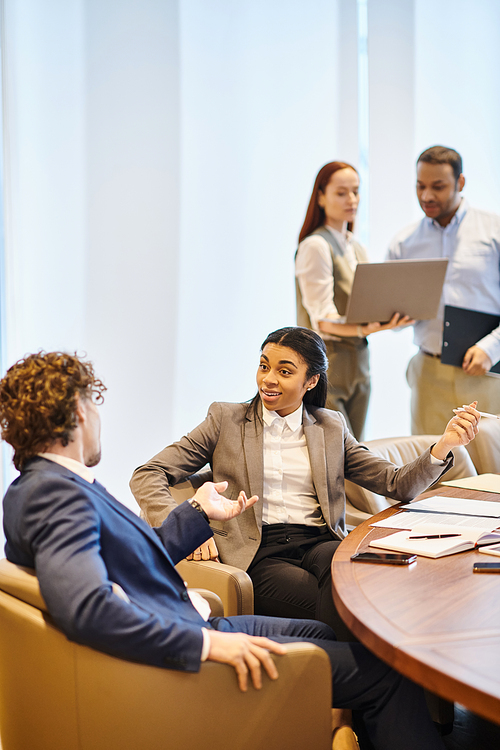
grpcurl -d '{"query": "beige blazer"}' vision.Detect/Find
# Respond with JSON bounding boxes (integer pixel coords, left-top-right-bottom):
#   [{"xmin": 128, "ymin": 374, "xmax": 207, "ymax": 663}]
[{"xmin": 130, "ymin": 402, "xmax": 452, "ymax": 571}]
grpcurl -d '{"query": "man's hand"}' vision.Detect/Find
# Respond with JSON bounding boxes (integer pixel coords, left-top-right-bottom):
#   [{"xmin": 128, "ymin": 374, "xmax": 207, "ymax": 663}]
[
  {"xmin": 193, "ymin": 481, "xmax": 258, "ymax": 522},
  {"xmin": 462, "ymin": 345, "xmax": 492, "ymax": 376},
  {"xmin": 207, "ymin": 630, "xmax": 287, "ymax": 691},
  {"xmin": 186, "ymin": 537, "xmax": 219, "ymax": 561},
  {"xmin": 431, "ymin": 401, "xmax": 480, "ymax": 460}
]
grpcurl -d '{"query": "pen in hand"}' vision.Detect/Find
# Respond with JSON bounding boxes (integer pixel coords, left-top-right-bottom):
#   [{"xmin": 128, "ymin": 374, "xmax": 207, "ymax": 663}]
[
  {"xmin": 408, "ymin": 533, "xmax": 461, "ymax": 540},
  {"xmin": 457, "ymin": 406, "xmax": 500, "ymax": 419}
]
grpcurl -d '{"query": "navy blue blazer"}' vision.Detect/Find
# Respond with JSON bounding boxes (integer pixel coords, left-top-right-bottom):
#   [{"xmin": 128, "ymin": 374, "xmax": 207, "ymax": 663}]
[{"xmin": 3, "ymin": 457, "xmax": 212, "ymax": 671}]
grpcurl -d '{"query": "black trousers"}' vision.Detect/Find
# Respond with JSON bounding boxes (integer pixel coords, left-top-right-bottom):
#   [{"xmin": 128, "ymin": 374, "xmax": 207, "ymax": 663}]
[
  {"xmin": 247, "ymin": 523, "xmax": 354, "ymax": 642},
  {"xmin": 210, "ymin": 615, "xmax": 444, "ymax": 750}
]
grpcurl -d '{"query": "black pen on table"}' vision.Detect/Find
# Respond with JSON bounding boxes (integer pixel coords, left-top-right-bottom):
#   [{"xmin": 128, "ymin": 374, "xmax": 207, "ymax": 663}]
[{"xmin": 408, "ymin": 533, "xmax": 461, "ymax": 540}]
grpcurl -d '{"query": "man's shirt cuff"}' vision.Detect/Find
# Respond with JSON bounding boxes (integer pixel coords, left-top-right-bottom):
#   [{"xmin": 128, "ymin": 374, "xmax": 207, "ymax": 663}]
[{"xmin": 201, "ymin": 627, "xmax": 211, "ymax": 661}]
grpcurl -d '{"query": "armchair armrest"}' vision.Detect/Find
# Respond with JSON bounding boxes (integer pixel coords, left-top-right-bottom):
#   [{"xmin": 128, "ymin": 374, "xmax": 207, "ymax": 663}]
[
  {"xmin": 345, "ymin": 435, "xmax": 478, "ymax": 526},
  {"xmin": 0, "ymin": 558, "xmax": 47, "ymax": 612},
  {"xmin": 176, "ymin": 559, "xmax": 254, "ymax": 616},
  {"xmin": 76, "ymin": 640, "xmax": 332, "ymax": 749},
  {"xmin": 464, "ymin": 415, "xmax": 500, "ymax": 475}
]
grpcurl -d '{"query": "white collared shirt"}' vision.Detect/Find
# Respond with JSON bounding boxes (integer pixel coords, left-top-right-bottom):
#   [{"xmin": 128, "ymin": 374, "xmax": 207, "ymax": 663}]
[
  {"xmin": 39, "ymin": 452, "xmax": 95, "ymax": 483},
  {"xmin": 262, "ymin": 404, "xmax": 325, "ymax": 526}
]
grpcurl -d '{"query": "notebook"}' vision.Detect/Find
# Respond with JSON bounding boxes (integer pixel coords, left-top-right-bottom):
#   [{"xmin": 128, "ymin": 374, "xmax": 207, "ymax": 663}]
[
  {"xmin": 441, "ymin": 474, "xmax": 500, "ymax": 495},
  {"xmin": 344, "ymin": 258, "xmax": 448, "ymax": 324},
  {"xmin": 369, "ymin": 524, "xmax": 500, "ymax": 559}
]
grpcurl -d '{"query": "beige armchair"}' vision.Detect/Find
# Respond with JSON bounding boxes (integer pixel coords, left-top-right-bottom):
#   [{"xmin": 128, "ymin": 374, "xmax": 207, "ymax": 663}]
[
  {"xmin": 464, "ymin": 414, "xmax": 500, "ymax": 475},
  {"xmin": 0, "ymin": 558, "xmax": 332, "ymax": 750},
  {"xmin": 345, "ymin": 436, "xmax": 478, "ymax": 528}
]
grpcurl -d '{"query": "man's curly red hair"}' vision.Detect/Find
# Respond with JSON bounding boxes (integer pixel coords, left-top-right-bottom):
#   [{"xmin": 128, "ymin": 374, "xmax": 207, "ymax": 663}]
[{"xmin": 0, "ymin": 351, "xmax": 106, "ymax": 470}]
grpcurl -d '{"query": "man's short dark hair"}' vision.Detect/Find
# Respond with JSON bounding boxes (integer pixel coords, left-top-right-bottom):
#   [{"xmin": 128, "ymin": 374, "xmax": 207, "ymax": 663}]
[
  {"xmin": 417, "ymin": 146, "xmax": 463, "ymax": 182},
  {"xmin": 0, "ymin": 351, "xmax": 106, "ymax": 470}
]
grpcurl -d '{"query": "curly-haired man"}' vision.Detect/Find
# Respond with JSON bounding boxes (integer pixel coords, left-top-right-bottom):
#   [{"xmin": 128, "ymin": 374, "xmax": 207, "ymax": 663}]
[
  {"xmin": 0, "ymin": 351, "xmax": 451, "ymax": 750},
  {"xmin": 0, "ymin": 351, "xmax": 106, "ymax": 470}
]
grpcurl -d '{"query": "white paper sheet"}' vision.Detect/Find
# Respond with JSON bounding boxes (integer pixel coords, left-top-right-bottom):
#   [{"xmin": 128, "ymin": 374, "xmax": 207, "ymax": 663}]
[
  {"xmin": 399, "ymin": 495, "xmax": 500, "ymax": 518},
  {"xmin": 370, "ymin": 511, "xmax": 500, "ymax": 532}
]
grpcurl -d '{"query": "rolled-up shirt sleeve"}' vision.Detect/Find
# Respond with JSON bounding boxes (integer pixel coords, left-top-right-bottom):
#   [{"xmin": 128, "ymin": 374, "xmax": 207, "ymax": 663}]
[
  {"xmin": 476, "ymin": 328, "xmax": 500, "ymax": 366},
  {"xmin": 295, "ymin": 235, "xmax": 340, "ymax": 331}
]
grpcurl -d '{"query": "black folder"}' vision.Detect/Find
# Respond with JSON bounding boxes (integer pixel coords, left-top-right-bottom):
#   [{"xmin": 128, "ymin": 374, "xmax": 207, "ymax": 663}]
[{"xmin": 442, "ymin": 305, "xmax": 500, "ymax": 374}]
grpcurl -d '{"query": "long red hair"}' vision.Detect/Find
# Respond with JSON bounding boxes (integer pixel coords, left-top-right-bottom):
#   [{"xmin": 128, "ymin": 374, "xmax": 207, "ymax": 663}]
[{"xmin": 298, "ymin": 161, "xmax": 358, "ymax": 243}]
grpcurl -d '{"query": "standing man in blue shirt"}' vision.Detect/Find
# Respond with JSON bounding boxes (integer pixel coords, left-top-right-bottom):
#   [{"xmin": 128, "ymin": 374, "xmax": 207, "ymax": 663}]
[{"xmin": 388, "ymin": 145, "xmax": 500, "ymax": 434}]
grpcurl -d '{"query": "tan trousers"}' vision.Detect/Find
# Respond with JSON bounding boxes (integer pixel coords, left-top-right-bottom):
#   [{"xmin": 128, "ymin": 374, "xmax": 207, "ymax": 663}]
[
  {"xmin": 407, "ymin": 350, "xmax": 500, "ymax": 435},
  {"xmin": 325, "ymin": 338, "xmax": 370, "ymax": 441}
]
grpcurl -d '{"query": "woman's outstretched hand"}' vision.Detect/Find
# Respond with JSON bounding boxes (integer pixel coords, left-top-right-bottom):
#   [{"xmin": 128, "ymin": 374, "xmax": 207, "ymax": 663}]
[{"xmin": 192, "ymin": 481, "xmax": 258, "ymax": 521}]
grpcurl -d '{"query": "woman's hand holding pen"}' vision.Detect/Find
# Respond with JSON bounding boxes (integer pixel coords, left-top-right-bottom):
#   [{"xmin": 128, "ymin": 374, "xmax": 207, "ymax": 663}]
[{"xmin": 431, "ymin": 401, "xmax": 480, "ymax": 460}]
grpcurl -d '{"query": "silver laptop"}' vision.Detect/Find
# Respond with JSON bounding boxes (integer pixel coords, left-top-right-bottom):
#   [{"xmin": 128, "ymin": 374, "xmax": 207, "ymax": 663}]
[{"xmin": 344, "ymin": 258, "xmax": 448, "ymax": 325}]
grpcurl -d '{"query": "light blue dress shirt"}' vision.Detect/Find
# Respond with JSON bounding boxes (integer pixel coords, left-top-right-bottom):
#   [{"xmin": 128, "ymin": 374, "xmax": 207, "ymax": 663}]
[{"xmin": 388, "ymin": 200, "xmax": 500, "ymax": 364}]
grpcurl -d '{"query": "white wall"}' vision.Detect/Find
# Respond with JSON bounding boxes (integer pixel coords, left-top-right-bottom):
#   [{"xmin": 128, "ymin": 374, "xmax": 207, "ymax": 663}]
[
  {"xmin": 415, "ymin": 0, "xmax": 500, "ymax": 213},
  {"xmin": 2, "ymin": 0, "xmax": 86, "ymax": 489},
  {"xmin": 174, "ymin": 0, "xmax": 342, "ymax": 436},
  {"xmin": 84, "ymin": 0, "xmax": 181, "ymax": 505},
  {"xmin": 3, "ymin": 0, "xmax": 86, "ymax": 361},
  {"xmin": 1, "ymin": 0, "xmax": 346, "ymax": 509},
  {"xmin": 2, "ymin": 0, "xmax": 182, "ymax": 505}
]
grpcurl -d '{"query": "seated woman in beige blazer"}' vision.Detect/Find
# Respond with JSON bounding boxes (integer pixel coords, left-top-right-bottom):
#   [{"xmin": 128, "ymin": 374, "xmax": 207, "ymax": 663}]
[{"xmin": 130, "ymin": 327, "xmax": 479, "ymax": 641}]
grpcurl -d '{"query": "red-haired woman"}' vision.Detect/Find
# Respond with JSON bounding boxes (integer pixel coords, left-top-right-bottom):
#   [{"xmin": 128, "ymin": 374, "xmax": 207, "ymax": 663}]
[{"xmin": 295, "ymin": 161, "xmax": 409, "ymax": 440}]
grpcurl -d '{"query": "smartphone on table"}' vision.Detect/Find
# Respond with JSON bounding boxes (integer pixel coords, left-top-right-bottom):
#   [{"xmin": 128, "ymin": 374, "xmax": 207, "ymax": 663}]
[
  {"xmin": 351, "ymin": 551, "xmax": 417, "ymax": 565},
  {"xmin": 473, "ymin": 562, "xmax": 500, "ymax": 574}
]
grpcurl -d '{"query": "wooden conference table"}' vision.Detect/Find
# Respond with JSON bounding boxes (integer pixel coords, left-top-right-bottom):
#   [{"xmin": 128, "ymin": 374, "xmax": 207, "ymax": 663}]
[{"xmin": 331, "ymin": 486, "xmax": 500, "ymax": 725}]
